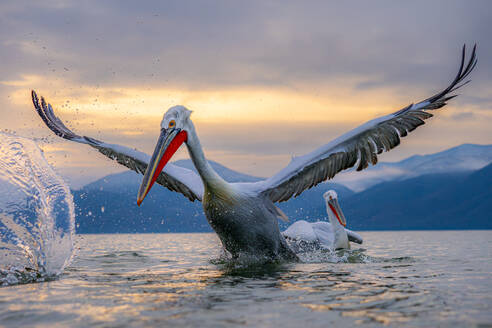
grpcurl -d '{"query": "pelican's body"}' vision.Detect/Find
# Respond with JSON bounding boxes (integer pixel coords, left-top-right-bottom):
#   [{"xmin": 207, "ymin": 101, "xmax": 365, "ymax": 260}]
[
  {"xmin": 133, "ymin": 106, "xmax": 298, "ymax": 259},
  {"xmin": 186, "ymin": 113, "xmax": 296, "ymax": 259},
  {"xmin": 31, "ymin": 45, "xmax": 476, "ymax": 261},
  {"xmin": 283, "ymin": 190, "xmax": 363, "ymax": 252},
  {"xmin": 203, "ymin": 183, "xmax": 296, "ymax": 260}
]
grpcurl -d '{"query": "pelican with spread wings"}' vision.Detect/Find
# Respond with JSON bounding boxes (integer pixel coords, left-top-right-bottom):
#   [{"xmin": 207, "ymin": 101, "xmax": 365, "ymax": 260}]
[{"xmin": 32, "ymin": 45, "xmax": 477, "ymax": 261}]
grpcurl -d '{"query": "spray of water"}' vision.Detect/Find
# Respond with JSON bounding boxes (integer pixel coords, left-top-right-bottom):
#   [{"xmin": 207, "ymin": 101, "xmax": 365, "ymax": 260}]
[{"xmin": 0, "ymin": 133, "xmax": 75, "ymax": 285}]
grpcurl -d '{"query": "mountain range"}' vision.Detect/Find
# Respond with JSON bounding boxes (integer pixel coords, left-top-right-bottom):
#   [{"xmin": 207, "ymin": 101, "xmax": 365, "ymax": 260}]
[
  {"xmin": 73, "ymin": 144, "xmax": 492, "ymax": 233},
  {"xmin": 342, "ymin": 163, "xmax": 492, "ymax": 230},
  {"xmin": 331, "ymin": 144, "xmax": 492, "ymax": 191}
]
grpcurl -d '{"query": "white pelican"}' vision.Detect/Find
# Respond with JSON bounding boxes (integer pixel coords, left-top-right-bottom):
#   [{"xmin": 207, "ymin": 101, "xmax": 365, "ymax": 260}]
[
  {"xmin": 283, "ymin": 190, "xmax": 363, "ymax": 252},
  {"xmin": 31, "ymin": 45, "xmax": 476, "ymax": 261}
]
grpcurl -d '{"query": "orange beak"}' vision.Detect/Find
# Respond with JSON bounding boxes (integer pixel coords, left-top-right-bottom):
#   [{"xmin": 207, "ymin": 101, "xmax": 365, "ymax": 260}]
[
  {"xmin": 137, "ymin": 128, "xmax": 187, "ymax": 206},
  {"xmin": 328, "ymin": 198, "xmax": 347, "ymax": 227}
]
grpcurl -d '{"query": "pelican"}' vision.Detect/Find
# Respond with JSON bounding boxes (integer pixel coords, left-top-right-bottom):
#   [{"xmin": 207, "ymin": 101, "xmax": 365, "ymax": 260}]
[
  {"xmin": 283, "ymin": 190, "xmax": 363, "ymax": 252},
  {"xmin": 31, "ymin": 45, "xmax": 476, "ymax": 261}
]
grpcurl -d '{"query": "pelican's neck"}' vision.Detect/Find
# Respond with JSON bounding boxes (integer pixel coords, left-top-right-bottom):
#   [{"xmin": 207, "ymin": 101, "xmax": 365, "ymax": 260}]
[
  {"xmin": 326, "ymin": 199, "xmax": 349, "ymax": 249},
  {"xmin": 184, "ymin": 122, "xmax": 227, "ymax": 189},
  {"xmin": 326, "ymin": 201, "xmax": 344, "ymax": 232}
]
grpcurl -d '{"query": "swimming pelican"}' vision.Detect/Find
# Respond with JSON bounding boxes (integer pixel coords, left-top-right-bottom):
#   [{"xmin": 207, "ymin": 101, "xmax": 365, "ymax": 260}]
[
  {"xmin": 283, "ymin": 190, "xmax": 363, "ymax": 252},
  {"xmin": 31, "ymin": 45, "xmax": 476, "ymax": 260}
]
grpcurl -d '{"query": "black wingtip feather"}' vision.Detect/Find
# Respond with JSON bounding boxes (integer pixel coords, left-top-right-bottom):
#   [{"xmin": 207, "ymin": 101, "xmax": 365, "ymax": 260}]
[{"xmin": 424, "ymin": 43, "xmax": 477, "ymax": 104}]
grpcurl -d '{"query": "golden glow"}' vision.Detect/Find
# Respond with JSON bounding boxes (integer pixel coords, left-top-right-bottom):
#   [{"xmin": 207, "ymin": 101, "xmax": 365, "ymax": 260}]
[
  {"xmin": 2, "ymin": 74, "xmax": 491, "ymax": 187},
  {"xmin": 4, "ymin": 74, "xmax": 491, "ymax": 138},
  {"xmin": 3, "ymin": 74, "xmax": 413, "ymax": 126}
]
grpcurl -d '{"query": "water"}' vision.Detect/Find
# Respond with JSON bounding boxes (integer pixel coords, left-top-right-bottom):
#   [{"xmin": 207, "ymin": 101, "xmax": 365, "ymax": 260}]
[
  {"xmin": 0, "ymin": 231, "xmax": 490, "ymax": 327},
  {"xmin": 0, "ymin": 133, "xmax": 75, "ymax": 284}
]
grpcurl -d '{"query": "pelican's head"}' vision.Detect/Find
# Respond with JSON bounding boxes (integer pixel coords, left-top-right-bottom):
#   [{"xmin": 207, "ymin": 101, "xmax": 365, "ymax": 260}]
[
  {"xmin": 159, "ymin": 105, "xmax": 192, "ymax": 130},
  {"xmin": 323, "ymin": 190, "xmax": 347, "ymax": 227},
  {"xmin": 137, "ymin": 105, "xmax": 192, "ymax": 206}
]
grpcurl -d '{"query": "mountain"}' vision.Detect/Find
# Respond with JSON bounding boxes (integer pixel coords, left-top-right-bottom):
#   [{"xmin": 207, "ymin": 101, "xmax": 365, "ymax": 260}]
[
  {"xmin": 74, "ymin": 178, "xmax": 207, "ymax": 233},
  {"xmin": 342, "ymin": 163, "xmax": 492, "ymax": 230},
  {"xmin": 331, "ymin": 144, "xmax": 492, "ymax": 191},
  {"xmin": 394, "ymin": 143, "xmax": 492, "ymax": 172},
  {"xmin": 74, "ymin": 160, "xmax": 352, "ymax": 233},
  {"xmin": 172, "ymin": 160, "xmax": 262, "ymax": 183},
  {"xmin": 73, "ymin": 144, "xmax": 492, "ymax": 233}
]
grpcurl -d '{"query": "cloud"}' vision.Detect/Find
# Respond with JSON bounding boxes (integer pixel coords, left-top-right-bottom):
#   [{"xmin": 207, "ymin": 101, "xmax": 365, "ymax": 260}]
[
  {"xmin": 451, "ymin": 112, "xmax": 475, "ymax": 120},
  {"xmin": 2, "ymin": 1, "xmax": 492, "ymax": 89},
  {"xmin": 0, "ymin": 0, "xmax": 491, "ymax": 187}
]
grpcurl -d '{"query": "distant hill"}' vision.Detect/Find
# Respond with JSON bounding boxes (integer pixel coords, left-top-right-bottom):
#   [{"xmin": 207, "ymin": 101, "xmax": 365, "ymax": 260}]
[
  {"xmin": 73, "ymin": 160, "xmax": 352, "ymax": 233},
  {"xmin": 74, "ymin": 178, "xmax": 207, "ymax": 233},
  {"xmin": 342, "ymin": 163, "xmax": 492, "ymax": 230},
  {"xmin": 173, "ymin": 159, "xmax": 262, "ymax": 183},
  {"xmin": 331, "ymin": 144, "xmax": 492, "ymax": 191},
  {"xmin": 73, "ymin": 144, "xmax": 492, "ymax": 233},
  {"xmin": 83, "ymin": 159, "xmax": 261, "ymax": 193},
  {"xmin": 392, "ymin": 143, "xmax": 492, "ymax": 173}
]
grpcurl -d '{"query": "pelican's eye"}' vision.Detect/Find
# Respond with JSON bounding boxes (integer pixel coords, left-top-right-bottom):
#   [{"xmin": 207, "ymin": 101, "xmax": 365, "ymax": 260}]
[{"xmin": 168, "ymin": 120, "xmax": 176, "ymax": 128}]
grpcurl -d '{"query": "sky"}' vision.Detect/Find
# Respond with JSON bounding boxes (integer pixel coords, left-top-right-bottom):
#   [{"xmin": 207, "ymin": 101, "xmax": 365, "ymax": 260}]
[{"xmin": 1, "ymin": 1, "xmax": 491, "ymax": 188}]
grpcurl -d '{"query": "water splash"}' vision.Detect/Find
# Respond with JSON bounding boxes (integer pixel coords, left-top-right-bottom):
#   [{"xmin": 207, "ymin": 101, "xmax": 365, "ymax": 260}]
[
  {"xmin": 295, "ymin": 248, "xmax": 372, "ymax": 263},
  {"xmin": 284, "ymin": 233, "xmax": 372, "ymax": 263},
  {"xmin": 0, "ymin": 133, "xmax": 75, "ymax": 285},
  {"xmin": 211, "ymin": 244, "xmax": 375, "ymax": 269}
]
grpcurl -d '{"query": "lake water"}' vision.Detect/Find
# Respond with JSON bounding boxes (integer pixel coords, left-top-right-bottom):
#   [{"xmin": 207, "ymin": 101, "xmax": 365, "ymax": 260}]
[{"xmin": 0, "ymin": 231, "xmax": 491, "ymax": 327}]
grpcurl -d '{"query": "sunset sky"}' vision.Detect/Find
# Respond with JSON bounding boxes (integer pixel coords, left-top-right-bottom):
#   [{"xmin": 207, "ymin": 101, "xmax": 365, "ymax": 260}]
[{"xmin": 1, "ymin": 1, "xmax": 491, "ymax": 188}]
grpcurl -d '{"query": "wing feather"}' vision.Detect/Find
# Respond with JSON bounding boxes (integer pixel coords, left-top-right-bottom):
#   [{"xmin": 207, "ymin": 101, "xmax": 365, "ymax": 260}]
[
  {"xmin": 32, "ymin": 91, "xmax": 203, "ymax": 202},
  {"xmin": 257, "ymin": 44, "xmax": 477, "ymax": 203}
]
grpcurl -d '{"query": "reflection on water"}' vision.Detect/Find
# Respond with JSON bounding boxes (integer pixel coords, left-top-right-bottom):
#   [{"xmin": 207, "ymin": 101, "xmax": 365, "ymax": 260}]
[{"xmin": 0, "ymin": 231, "xmax": 491, "ymax": 327}]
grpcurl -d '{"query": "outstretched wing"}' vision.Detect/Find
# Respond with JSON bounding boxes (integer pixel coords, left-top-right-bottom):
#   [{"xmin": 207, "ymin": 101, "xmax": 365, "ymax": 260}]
[
  {"xmin": 31, "ymin": 91, "xmax": 204, "ymax": 202},
  {"xmin": 255, "ymin": 44, "xmax": 477, "ymax": 203}
]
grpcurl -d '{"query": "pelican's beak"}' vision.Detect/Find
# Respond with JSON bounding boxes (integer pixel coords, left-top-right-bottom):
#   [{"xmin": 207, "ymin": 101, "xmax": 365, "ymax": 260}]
[
  {"xmin": 328, "ymin": 198, "xmax": 347, "ymax": 227},
  {"xmin": 137, "ymin": 128, "xmax": 187, "ymax": 206}
]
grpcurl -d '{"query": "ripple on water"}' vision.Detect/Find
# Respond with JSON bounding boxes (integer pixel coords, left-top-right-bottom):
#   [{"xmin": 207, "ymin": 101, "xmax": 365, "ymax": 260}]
[{"xmin": 0, "ymin": 232, "xmax": 490, "ymax": 327}]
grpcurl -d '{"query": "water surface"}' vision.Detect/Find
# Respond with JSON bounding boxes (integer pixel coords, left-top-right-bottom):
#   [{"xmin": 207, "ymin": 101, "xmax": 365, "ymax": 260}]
[{"xmin": 0, "ymin": 231, "xmax": 491, "ymax": 327}]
